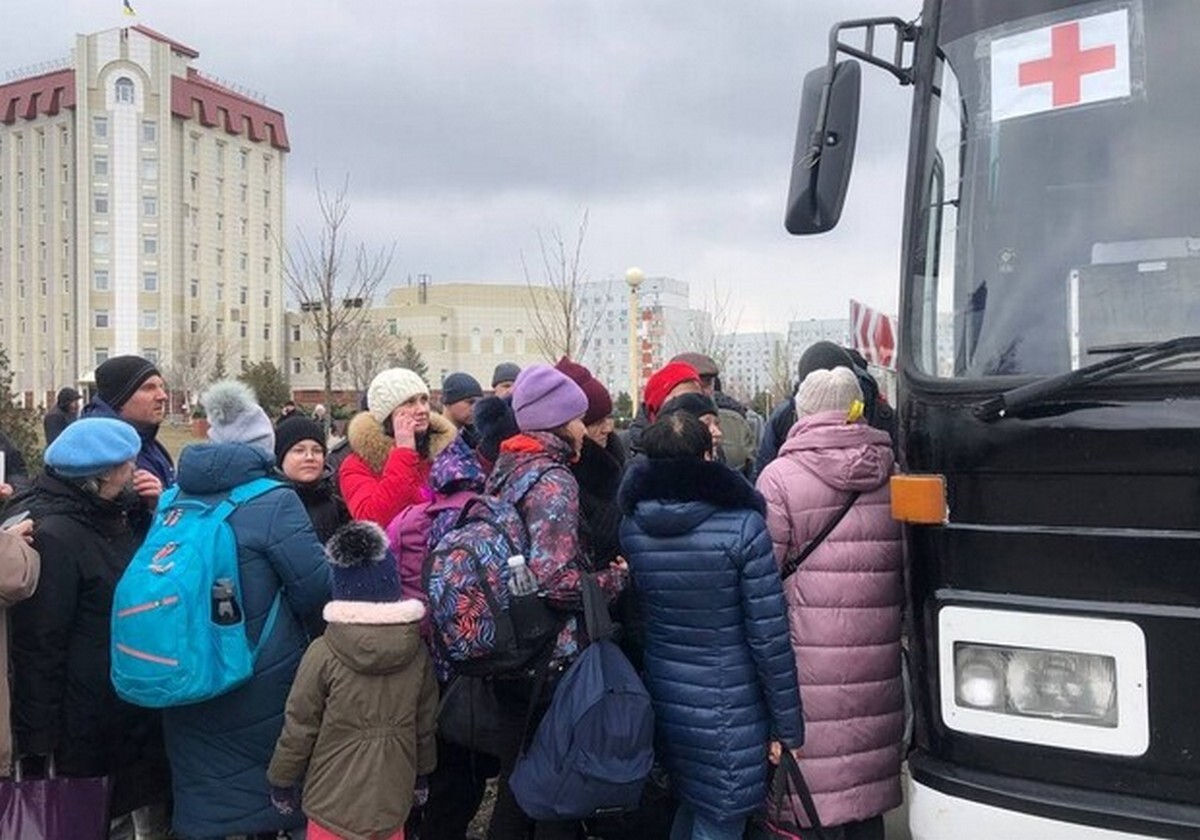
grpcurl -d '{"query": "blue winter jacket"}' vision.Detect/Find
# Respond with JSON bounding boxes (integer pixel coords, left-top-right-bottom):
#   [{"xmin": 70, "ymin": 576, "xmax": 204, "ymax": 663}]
[
  {"xmin": 618, "ymin": 457, "xmax": 803, "ymax": 821},
  {"xmin": 161, "ymin": 443, "xmax": 331, "ymax": 839}
]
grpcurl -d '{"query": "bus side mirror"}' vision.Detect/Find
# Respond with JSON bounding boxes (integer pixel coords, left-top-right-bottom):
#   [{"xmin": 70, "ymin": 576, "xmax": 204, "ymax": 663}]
[{"xmin": 785, "ymin": 59, "xmax": 861, "ymax": 235}]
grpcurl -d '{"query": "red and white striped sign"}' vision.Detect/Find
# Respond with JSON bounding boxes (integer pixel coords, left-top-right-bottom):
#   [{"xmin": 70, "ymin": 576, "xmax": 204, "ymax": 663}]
[
  {"xmin": 991, "ymin": 9, "xmax": 1130, "ymax": 123},
  {"xmin": 850, "ymin": 300, "xmax": 897, "ymax": 369}
]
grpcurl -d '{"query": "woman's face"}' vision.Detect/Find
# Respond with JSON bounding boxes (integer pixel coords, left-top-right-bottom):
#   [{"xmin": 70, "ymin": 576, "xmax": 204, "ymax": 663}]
[
  {"xmin": 98, "ymin": 460, "xmax": 136, "ymax": 500},
  {"xmin": 585, "ymin": 416, "xmax": 614, "ymax": 449},
  {"xmin": 563, "ymin": 416, "xmax": 587, "ymax": 458},
  {"xmin": 281, "ymin": 440, "xmax": 326, "ymax": 484},
  {"xmin": 392, "ymin": 393, "xmax": 431, "ymax": 435},
  {"xmin": 700, "ymin": 412, "xmax": 723, "ymax": 454}
]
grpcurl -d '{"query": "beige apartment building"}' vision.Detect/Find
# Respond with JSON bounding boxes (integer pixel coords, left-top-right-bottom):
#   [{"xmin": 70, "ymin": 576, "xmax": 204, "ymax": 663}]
[
  {"xmin": 0, "ymin": 25, "xmax": 287, "ymax": 407},
  {"xmin": 287, "ymin": 281, "xmax": 560, "ymax": 402}
]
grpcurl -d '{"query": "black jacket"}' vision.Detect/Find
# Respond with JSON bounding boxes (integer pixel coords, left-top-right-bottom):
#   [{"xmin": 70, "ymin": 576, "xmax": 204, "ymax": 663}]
[
  {"xmin": 9, "ymin": 472, "xmax": 169, "ymax": 815},
  {"xmin": 572, "ymin": 434, "xmax": 626, "ymax": 567},
  {"xmin": 42, "ymin": 407, "xmax": 74, "ymax": 446},
  {"xmin": 290, "ymin": 468, "xmax": 351, "ymax": 544}
]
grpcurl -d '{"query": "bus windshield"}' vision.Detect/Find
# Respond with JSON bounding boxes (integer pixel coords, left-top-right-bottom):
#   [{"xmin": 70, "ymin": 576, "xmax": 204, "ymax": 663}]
[{"xmin": 911, "ymin": 0, "xmax": 1200, "ymax": 379}]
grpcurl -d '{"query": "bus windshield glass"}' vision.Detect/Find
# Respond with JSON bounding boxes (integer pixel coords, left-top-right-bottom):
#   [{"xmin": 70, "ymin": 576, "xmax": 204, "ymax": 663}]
[{"xmin": 911, "ymin": 0, "xmax": 1200, "ymax": 379}]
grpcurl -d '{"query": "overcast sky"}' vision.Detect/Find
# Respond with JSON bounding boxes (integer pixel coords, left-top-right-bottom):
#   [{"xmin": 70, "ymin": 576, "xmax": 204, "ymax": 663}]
[{"xmin": 2, "ymin": 0, "xmax": 921, "ymax": 333}]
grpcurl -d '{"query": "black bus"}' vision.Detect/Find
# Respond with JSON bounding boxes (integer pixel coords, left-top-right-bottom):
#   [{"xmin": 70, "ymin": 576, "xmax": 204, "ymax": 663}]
[{"xmin": 787, "ymin": 1, "xmax": 1200, "ymax": 837}]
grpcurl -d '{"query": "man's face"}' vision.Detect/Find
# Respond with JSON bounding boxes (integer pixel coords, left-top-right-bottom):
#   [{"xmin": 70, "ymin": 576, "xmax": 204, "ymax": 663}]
[
  {"xmin": 446, "ymin": 397, "xmax": 478, "ymax": 428},
  {"xmin": 494, "ymin": 381, "xmax": 515, "ymax": 398},
  {"xmin": 120, "ymin": 375, "xmax": 168, "ymax": 426}
]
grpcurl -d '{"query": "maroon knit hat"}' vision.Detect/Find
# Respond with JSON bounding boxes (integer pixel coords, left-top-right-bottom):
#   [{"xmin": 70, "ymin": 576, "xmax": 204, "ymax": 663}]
[{"xmin": 555, "ymin": 357, "xmax": 613, "ymax": 426}]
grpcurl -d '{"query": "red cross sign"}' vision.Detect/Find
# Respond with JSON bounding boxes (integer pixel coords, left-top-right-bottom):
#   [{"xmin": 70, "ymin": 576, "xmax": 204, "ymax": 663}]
[{"xmin": 992, "ymin": 9, "xmax": 1130, "ymax": 122}]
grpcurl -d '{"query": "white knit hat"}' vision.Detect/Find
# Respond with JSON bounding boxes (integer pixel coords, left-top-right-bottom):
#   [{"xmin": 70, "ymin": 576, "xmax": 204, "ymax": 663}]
[
  {"xmin": 203, "ymin": 380, "xmax": 276, "ymax": 458},
  {"xmin": 795, "ymin": 366, "xmax": 863, "ymax": 418},
  {"xmin": 367, "ymin": 368, "xmax": 430, "ymax": 423}
]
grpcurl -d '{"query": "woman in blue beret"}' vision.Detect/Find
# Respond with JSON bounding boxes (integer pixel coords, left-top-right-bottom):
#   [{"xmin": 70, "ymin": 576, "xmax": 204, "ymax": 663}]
[{"xmin": 7, "ymin": 417, "xmax": 171, "ymax": 834}]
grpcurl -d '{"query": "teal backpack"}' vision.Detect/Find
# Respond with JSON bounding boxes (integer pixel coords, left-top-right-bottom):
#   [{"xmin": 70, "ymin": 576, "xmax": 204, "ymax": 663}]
[{"xmin": 111, "ymin": 477, "xmax": 283, "ymax": 708}]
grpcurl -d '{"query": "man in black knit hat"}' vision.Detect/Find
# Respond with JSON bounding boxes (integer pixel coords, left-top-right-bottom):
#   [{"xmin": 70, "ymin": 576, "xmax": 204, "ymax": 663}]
[{"xmin": 82, "ymin": 354, "xmax": 174, "ymax": 507}]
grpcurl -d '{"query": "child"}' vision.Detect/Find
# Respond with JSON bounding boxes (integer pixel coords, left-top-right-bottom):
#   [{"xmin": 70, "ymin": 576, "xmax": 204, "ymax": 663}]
[{"xmin": 268, "ymin": 520, "xmax": 438, "ymax": 840}]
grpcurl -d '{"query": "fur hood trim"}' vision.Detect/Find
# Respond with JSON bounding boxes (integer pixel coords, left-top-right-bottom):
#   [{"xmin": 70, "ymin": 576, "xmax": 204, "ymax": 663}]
[
  {"xmin": 323, "ymin": 598, "xmax": 426, "ymax": 625},
  {"xmin": 200, "ymin": 380, "xmax": 258, "ymax": 426},
  {"xmin": 346, "ymin": 410, "xmax": 457, "ymax": 474},
  {"xmin": 619, "ymin": 457, "xmax": 764, "ymax": 516}
]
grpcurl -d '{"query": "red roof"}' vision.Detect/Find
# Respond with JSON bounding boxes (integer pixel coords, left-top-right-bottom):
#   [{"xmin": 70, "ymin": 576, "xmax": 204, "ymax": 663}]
[
  {"xmin": 172, "ymin": 69, "xmax": 289, "ymax": 151},
  {"xmin": 131, "ymin": 25, "xmax": 200, "ymax": 59},
  {"xmin": 0, "ymin": 69, "xmax": 75, "ymax": 125}
]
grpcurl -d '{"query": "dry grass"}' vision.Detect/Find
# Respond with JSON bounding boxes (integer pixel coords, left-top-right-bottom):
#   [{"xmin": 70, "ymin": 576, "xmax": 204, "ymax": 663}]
[{"xmin": 157, "ymin": 420, "xmax": 208, "ymax": 461}]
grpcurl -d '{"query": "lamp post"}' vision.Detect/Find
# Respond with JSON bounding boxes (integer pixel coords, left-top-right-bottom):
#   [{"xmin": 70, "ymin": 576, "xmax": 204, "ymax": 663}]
[{"xmin": 625, "ymin": 267, "xmax": 645, "ymax": 414}]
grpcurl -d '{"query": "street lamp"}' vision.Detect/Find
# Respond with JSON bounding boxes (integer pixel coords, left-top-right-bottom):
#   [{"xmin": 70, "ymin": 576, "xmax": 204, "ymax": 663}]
[{"xmin": 625, "ymin": 267, "xmax": 645, "ymax": 414}]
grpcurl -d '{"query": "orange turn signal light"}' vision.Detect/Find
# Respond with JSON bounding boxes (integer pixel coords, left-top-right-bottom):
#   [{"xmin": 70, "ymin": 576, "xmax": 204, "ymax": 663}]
[{"xmin": 891, "ymin": 474, "xmax": 947, "ymax": 524}]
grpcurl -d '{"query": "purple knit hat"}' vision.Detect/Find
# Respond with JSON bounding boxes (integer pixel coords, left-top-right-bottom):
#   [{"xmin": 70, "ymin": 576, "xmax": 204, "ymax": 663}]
[{"xmin": 511, "ymin": 364, "xmax": 588, "ymax": 432}]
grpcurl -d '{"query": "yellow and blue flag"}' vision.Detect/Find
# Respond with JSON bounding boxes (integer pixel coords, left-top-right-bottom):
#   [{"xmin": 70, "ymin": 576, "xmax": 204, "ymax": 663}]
[{"xmin": 123, "ymin": 0, "xmax": 137, "ymax": 16}]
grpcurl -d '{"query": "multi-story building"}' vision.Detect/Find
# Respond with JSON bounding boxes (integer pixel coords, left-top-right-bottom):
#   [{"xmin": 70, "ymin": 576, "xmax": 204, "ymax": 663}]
[
  {"xmin": 285, "ymin": 280, "xmax": 556, "ymax": 404},
  {"xmin": 0, "ymin": 25, "xmax": 288, "ymax": 406},
  {"xmin": 576, "ymin": 276, "xmax": 713, "ymax": 397},
  {"xmin": 785, "ymin": 318, "xmax": 851, "ymax": 378},
  {"xmin": 715, "ymin": 331, "xmax": 787, "ymax": 403}
]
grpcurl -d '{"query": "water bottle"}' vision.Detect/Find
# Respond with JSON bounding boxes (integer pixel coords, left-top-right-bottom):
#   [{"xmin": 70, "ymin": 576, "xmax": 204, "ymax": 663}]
[
  {"xmin": 507, "ymin": 555, "xmax": 539, "ymax": 597},
  {"xmin": 211, "ymin": 578, "xmax": 242, "ymax": 625}
]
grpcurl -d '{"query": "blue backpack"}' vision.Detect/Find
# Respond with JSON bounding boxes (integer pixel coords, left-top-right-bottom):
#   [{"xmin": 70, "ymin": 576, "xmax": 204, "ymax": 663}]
[
  {"xmin": 510, "ymin": 575, "xmax": 655, "ymax": 820},
  {"xmin": 111, "ymin": 477, "xmax": 283, "ymax": 708}
]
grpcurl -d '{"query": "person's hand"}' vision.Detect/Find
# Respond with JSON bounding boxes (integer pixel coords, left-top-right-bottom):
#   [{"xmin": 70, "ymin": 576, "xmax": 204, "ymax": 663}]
[
  {"xmin": 270, "ymin": 784, "xmax": 299, "ymax": 815},
  {"xmin": 609, "ymin": 556, "xmax": 629, "ymax": 574},
  {"xmin": 413, "ymin": 775, "xmax": 430, "ymax": 807},
  {"xmin": 0, "ymin": 483, "xmax": 12, "ymax": 500},
  {"xmin": 132, "ymin": 469, "xmax": 163, "ymax": 503},
  {"xmin": 768, "ymin": 741, "xmax": 783, "ymax": 766},
  {"xmin": 4, "ymin": 518, "xmax": 33, "ymax": 543},
  {"xmin": 391, "ymin": 407, "xmax": 418, "ymax": 450}
]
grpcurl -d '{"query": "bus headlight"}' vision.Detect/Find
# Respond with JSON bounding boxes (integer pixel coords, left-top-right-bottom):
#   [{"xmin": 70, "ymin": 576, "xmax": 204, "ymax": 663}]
[{"xmin": 954, "ymin": 643, "xmax": 1118, "ymax": 727}]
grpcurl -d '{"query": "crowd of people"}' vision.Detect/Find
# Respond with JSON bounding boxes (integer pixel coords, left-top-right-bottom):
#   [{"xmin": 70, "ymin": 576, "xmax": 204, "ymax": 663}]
[{"xmin": 0, "ymin": 342, "xmax": 905, "ymax": 840}]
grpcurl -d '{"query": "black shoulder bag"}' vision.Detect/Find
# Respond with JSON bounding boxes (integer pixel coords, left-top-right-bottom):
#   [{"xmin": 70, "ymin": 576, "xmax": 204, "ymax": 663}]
[{"xmin": 780, "ymin": 492, "xmax": 861, "ymax": 581}]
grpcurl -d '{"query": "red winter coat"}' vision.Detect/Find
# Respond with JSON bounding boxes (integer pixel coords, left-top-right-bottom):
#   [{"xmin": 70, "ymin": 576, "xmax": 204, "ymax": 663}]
[
  {"xmin": 756, "ymin": 411, "xmax": 904, "ymax": 828},
  {"xmin": 338, "ymin": 411, "xmax": 457, "ymax": 528}
]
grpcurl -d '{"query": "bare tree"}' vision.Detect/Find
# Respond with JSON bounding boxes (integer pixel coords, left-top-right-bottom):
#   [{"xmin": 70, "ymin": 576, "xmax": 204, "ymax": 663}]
[
  {"xmin": 338, "ymin": 317, "xmax": 403, "ymax": 394},
  {"xmin": 671, "ymin": 278, "xmax": 743, "ymax": 368},
  {"xmin": 284, "ymin": 174, "xmax": 396, "ymax": 410},
  {"xmin": 167, "ymin": 316, "xmax": 234, "ymax": 412},
  {"xmin": 523, "ymin": 211, "xmax": 605, "ymax": 361}
]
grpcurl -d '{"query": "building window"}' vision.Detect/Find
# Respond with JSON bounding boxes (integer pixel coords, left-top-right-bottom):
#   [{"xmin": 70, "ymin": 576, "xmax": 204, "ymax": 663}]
[
  {"xmin": 493, "ymin": 329, "xmax": 504, "ymax": 355},
  {"xmin": 94, "ymin": 269, "xmax": 109, "ymax": 291},
  {"xmin": 516, "ymin": 329, "xmax": 526, "ymax": 355},
  {"xmin": 216, "ymin": 142, "xmax": 225, "ymax": 169},
  {"xmin": 143, "ymin": 271, "xmax": 158, "ymax": 292},
  {"xmin": 190, "ymin": 134, "xmax": 199, "ymax": 157},
  {"xmin": 239, "ymin": 185, "xmax": 247, "ymax": 205},
  {"xmin": 92, "ymin": 116, "xmax": 108, "ymax": 139},
  {"xmin": 95, "ymin": 347, "xmax": 109, "ymax": 366},
  {"xmin": 94, "ymin": 310, "xmax": 110, "ymax": 329},
  {"xmin": 142, "ymin": 236, "xmax": 157, "ymax": 256},
  {"xmin": 470, "ymin": 329, "xmax": 482, "ymax": 354},
  {"xmin": 239, "ymin": 217, "xmax": 248, "ymax": 236},
  {"xmin": 93, "ymin": 194, "xmax": 109, "ymax": 214},
  {"xmin": 263, "ymin": 324, "xmax": 271, "ymax": 340},
  {"xmin": 216, "ymin": 283, "xmax": 224, "ymax": 302},
  {"xmin": 190, "ymin": 316, "xmax": 199, "ymax": 333},
  {"xmin": 263, "ymin": 291, "xmax": 271, "ymax": 308},
  {"xmin": 189, "ymin": 172, "xmax": 198, "ymax": 191},
  {"xmin": 263, "ymin": 156, "xmax": 272, "ymax": 177},
  {"xmin": 239, "ymin": 286, "xmax": 248, "ymax": 305},
  {"xmin": 141, "ymin": 310, "xmax": 158, "ymax": 330},
  {"xmin": 240, "ymin": 322, "xmax": 247, "ymax": 338},
  {"xmin": 62, "ymin": 313, "xmax": 70, "ymax": 332},
  {"xmin": 114, "ymin": 77, "xmax": 135, "ymax": 104},
  {"xmin": 94, "ymin": 155, "xmax": 109, "ymax": 177},
  {"xmin": 239, "ymin": 252, "xmax": 247, "ymax": 272},
  {"xmin": 291, "ymin": 358, "xmax": 301, "ymax": 375},
  {"xmin": 143, "ymin": 347, "xmax": 159, "ymax": 364},
  {"xmin": 216, "ymin": 213, "xmax": 224, "ymax": 233},
  {"xmin": 440, "ymin": 334, "xmax": 449, "ymax": 352},
  {"xmin": 142, "ymin": 120, "xmax": 157, "ymax": 143},
  {"xmin": 290, "ymin": 324, "xmax": 301, "ymax": 342},
  {"xmin": 216, "ymin": 249, "xmax": 224, "ymax": 268},
  {"xmin": 240, "ymin": 148, "xmax": 249, "ymax": 170},
  {"xmin": 189, "ymin": 278, "xmax": 199, "ymax": 298},
  {"xmin": 143, "ymin": 195, "xmax": 157, "ymax": 217},
  {"xmin": 93, "ymin": 232, "xmax": 109, "ymax": 254},
  {"xmin": 142, "ymin": 158, "xmax": 157, "ymax": 181}
]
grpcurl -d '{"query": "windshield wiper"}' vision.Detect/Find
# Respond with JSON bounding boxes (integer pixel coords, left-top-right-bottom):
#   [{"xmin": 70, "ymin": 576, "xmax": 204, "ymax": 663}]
[{"xmin": 974, "ymin": 335, "xmax": 1200, "ymax": 421}]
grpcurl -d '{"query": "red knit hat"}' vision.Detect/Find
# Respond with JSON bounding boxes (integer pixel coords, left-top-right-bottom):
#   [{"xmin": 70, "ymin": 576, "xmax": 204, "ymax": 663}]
[
  {"xmin": 643, "ymin": 361, "xmax": 701, "ymax": 418},
  {"xmin": 555, "ymin": 357, "xmax": 613, "ymax": 426}
]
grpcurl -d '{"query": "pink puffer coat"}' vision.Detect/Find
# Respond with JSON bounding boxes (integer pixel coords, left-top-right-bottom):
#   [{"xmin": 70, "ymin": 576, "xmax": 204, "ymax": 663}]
[{"xmin": 756, "ymin": 410, "xmax": 904, "ymax": 828}]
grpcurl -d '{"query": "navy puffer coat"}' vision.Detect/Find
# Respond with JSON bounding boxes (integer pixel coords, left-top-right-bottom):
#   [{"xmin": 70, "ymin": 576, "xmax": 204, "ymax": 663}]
[
  {"xmin": 162, "ymin": 443, "xmax": 331, "ymax": 839},
  {"xmin": 618, "ymin": 457, "xmax": 803, "ymax": 822}
]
